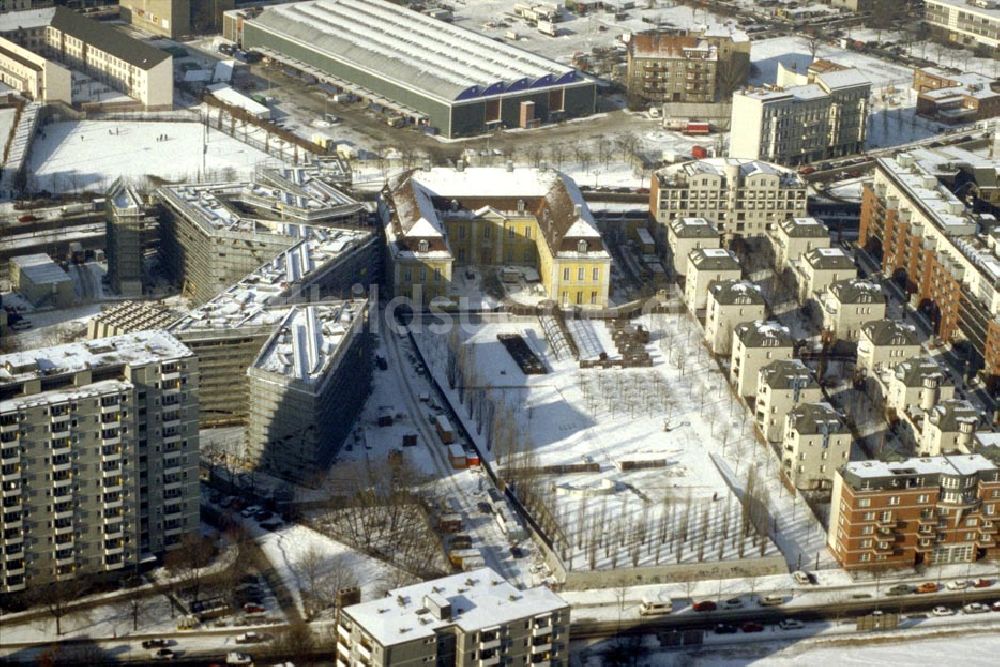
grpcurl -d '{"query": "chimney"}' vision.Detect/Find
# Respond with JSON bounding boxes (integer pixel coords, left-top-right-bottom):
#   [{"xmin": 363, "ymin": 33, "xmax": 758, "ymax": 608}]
[
  {"xmin": 456, "ymin": 159, "xmax": 464, "ymax": 172},
  {"xmin": 506, "ymin": 160, "xmax": 514, "ymax": 172},
  {"xmin": 573, "ymin": 203, "xmax": 582, "ymax": 218}
]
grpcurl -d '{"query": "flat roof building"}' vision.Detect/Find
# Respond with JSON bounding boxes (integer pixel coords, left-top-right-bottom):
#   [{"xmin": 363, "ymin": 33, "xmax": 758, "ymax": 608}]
[
  {"xmin": 828, "ymin": 454, "xmax": 1000, "ymax": 570},
  {"xmin": 0, "ymin": 331, "xmax": 200, "ymax": 593},
  {"xmin": 9, "ymin": 252, "xmax": 73, "ymax": 309},
  {"xmin": 337, "ymin": 567, "xmax": 570, "ymax": 666},
  {"xmin": 925, "ymin": 0, "xmax": 1000, "ymax": 49},
  {"xmin": 225, "ymin": 0, "xmax": 596, "ymax": 138}
]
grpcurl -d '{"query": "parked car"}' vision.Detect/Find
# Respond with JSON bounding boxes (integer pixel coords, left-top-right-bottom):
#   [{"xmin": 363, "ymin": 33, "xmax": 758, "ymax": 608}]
[
  {"xmin": 931, "ymin": 606, "xmax": 955, "ymax": 616},
  {"xmin": 779, "ymin": 618, "xmax": 804, "ymax": 630},
  {"xmin": 741, "ymin": 622, "xmax": 764, "ymax": 633},
  {"xmin": 916, "ymin": 582, "xmax": 938, "ymax": 594},
  {"xmin": 142, "ymin": 639, "xmax": 169, "ymax": 649},
  {"xmin": 241, "ymin": 505, "xmax": 262, "ymax": 518},
  {"xmin": 260, "ymin": 519, "xmax": 283, "ymax": 531},
  {"xmin": 886, "ymin": 584, "xmax": 911, "ymax": 596},
  {"xmin": 792, "ymin": 570, "xmax": 812, "ymax": 585},
  {"xmin": 151, "ymin": 648, "xmax": 175, "ymax": 660},
  {"xmin": 235, "ymin": 631, "xmax": 264, "ymax": 644},
  {"xmin": 963, "ymin": 602, "xmax": 989, "ymax": 614},
  {"xmin": 226, "ymin": 653, "xmax": 253, "ymax": 666},
  {"xmin": 946, "ymin": 579, "xmax": 969, "ymax": 590},
  {"xmin": 692, "ymin": 600, "xmax": 717, "ymax": 612},
  {"xmin": 759, "ymin": 595, "xmax": 785, "ymax": 607},
  {"xmin": 720, "ymin": 598, "xmax": 743, "ymax": 610},
  {"xmin": 714, "ymin": 623, "xmax": 738, "ymax": 634},
  {"xmin": 973, "ymin": 578, "xmax": 993, "ymax": 588},
  {"xmin": 252, "ymin": 510, "xmax": 273, "ymax": 522},
  {"xmin": 992, "ymin": 601, "xmax": 1000, "ymax": 612},
  {"xmin": 242, "ymin": 603, "xmax": 265, "ymax": 614}
]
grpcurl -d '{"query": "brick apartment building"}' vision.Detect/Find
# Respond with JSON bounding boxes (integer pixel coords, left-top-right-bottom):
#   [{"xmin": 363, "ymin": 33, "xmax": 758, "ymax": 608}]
[
  {"xmin": 829, "ymin": 455, "xmax": 1000, "ymax": 570},
  {"xmin": 859, "ymin": 153, "xmax": 1000, "ymax": 392},
  {"xmin": 913, "ymin": 67, "xmax": 1000, "ymax": 125}
]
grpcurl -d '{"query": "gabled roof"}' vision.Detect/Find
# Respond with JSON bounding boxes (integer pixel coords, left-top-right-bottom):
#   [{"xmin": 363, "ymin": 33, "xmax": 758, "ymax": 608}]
[
  {"xmin": 759, "ymin": 359, "xmax": 818, "ymax": 390},
  {"xmin": 787, "ymin": 401, "xmax": 847, "ymax": 435},
  {"xmin": 735, "ymin": 320, "xmax": 794, "ymax": 347},
  {"xmin": 861, "ymin": 320, "xmax": 919, "ymax": 346},
  {"xmin": 709, "ymin": 279, "xmax": 765, "ymax": 306}
]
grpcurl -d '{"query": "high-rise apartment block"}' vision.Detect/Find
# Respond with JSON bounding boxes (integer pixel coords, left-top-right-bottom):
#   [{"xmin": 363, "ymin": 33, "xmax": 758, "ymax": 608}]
[
  {"xmin": 828, "ymin": 455, "xmax": 1000, "ymax": 569},
  {"xmin": 106, "ymin": 178, "xmax": 155, "ymax": 298},
  {"xmin": 0, "ymin": 332, "xmax": 199, "ymax": 594},
  {"xmin": 336, "ymin": 567, "xmax": 570, "ymax": 667}
]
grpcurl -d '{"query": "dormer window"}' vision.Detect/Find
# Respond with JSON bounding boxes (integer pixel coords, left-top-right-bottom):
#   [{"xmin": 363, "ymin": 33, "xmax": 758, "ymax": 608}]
[
  {"xmin": 418, "ymin": 239, "xmax": 429, "ymax": 253},
  {"xmin": 577, "ymin": 239, "xmax": 587, "ymax": 253}
]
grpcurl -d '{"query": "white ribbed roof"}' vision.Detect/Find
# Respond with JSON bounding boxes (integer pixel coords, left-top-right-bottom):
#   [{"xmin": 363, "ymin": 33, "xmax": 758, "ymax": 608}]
[{"xmin": 251, "ymin": 0, "xmax": 579, "ymax": 102}]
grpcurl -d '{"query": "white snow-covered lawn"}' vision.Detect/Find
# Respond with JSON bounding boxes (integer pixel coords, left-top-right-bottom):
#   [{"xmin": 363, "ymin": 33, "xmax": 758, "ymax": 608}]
[
  {"xmin": 27, "ymin": 120, "xmax": 272, "ymax": 193},
  {"xmin": 750, "ymin": 37, "xmax": 913, "ymax": 88},
  {"xmin": 414, "ymin": 313, "xmax": 800, "ymax": 574}
]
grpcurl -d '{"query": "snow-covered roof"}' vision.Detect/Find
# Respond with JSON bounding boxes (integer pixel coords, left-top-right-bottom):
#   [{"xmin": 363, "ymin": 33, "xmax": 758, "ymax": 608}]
[
  {"xmin": 342, "ymin": 567, "xmax": 568, "ymax": 647},
  {"xmin": 10, "ymin": 253, "xmax": 71, "ymax": 286},
  {"xmin": 208, "ymin": 83, "xmax": 269, "ymax": 117},
  {"xmin": 670, "ymin": 216, "xmax": 720, "ymax": 238},
  {"xmin": 250, "ymin": 302, "xmax": 363, "ymax": 387},
  {"xmin": 170, "ymin": 227, "xmax": 370, "ymax": 333},
  {"xmin": 384, "ymin": 167, "xmax": 606, "ymax": 260},
  {"xmin": 248, "ymin": 0, "xmax": 583, "ymax": 103},
  {"xmin": 778, "ymin": 216, "xmax": 829, "ymax": 238},
  {"xmin": 689, "ymin": 247, "xmax": 740, "ymax": 270},
  {"xmin": 828, "ymin": 278, "xmax": 882, "ymax": 304},
  {"xmin": 709, "ymin": 279, "xmax": 764, "ymax": 306},
  {"xmin": 735, "ymin": 320, "xmax": 794, "ymax": 347},
  {"xmin": 815, "ymin": 68, "xmax": 871, "ymax": 91},
  {"xmin": 0, "ymin": 331, "xmax": 192, "ymax": 385},
  {"xmin": 656, "ymin": 158, "xmax": 804, "ymax": 189},
  {"xmin": 843, "ymin": 454, "xmax": 997, "ymax": 482},
  {"xmin": 805, "ymin": 247, "xmax": 854, "ymax": 270},
  {"xmin": 0, "ymin": 7, "xmax": 56, "ymax": 33}
]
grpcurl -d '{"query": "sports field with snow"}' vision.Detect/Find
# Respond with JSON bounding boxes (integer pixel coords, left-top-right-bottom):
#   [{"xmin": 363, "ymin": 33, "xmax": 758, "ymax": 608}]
[{"xmin": 27, "ymin": 120, "xmax": 272, "ymax": 192}]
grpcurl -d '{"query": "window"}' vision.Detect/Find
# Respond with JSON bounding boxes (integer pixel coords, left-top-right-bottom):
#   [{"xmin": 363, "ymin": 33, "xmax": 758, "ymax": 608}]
[
  {"xmin": 591, "ymin": 291, "xmax": 597, "ymax": 305},
  {"xmin": 858, "ymin": 498, "xmax": 871, "ymax": 508},
  {"xmin": 888, "ymin": 496, "xmax": 899, "ymax": 506},
  {"xmin": 593, "ymin": 267, "xmax": 600, "ymax": 281},
  {"xmin": 917, "ymin": 494, "xmax": 928, "ymax": 504},
  {"xmin": 881, "ymin": 511, "xmax": 892, "ymax": 522},
  {"xmin": 563, "ymin": 268, "xmax": 570, "ymax": 281},
  {"xmin": 864, "ymin": 511, "xmax": 875, "ymax": 521},
  {"xmin": 578, "ymin": 267, "xmax": 585, "ymax": 281}
]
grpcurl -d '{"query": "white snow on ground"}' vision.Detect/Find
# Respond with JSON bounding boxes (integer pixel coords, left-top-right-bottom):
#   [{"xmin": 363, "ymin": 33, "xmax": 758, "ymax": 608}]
[
  {"xmin": 1, "ymin": 301, "xmax": 102, "ymax": 349},
  {"xmin": 414, "ymin": 313, "xmax": 805, "ymax": 574},
  {"xmin": 247, "ymin": 521, "xmax": 406, "ymax": 617},
  {"xmin": 27, "ymin": 120, "xmax": 273, "ymax": 192},
  {"xmin": 578, "ymin": 621, "xmax": 1000, "ymax": 666},
  {"xmin": 751, "ymin": 36, "xmax": 913, "ymax": 88},
  {"xmin": 0, "ymin": 107, "xmax": 16, "ymax": 155}
]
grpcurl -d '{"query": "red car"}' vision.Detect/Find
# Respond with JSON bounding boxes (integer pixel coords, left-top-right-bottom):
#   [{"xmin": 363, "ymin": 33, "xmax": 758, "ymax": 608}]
[
  {"xmin": 973, "ymin": 579, "xmax": 993, "ymax": 588},
  {"xmin": 692, "ymin": 600, "xmax": 717, "ymax": 612},
  {"xmin": 916, "ymin": 582, "xmax": 938, "ymax": 594},
  {"xmin": 741, "ymin": 622, "xmax": 765, "ymax": 632}
]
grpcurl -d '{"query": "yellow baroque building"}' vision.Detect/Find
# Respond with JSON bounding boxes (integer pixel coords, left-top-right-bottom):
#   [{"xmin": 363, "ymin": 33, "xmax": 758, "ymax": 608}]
[{"xmin": 380, "ymin": 166, "xmax": 611, "ymax": 308}]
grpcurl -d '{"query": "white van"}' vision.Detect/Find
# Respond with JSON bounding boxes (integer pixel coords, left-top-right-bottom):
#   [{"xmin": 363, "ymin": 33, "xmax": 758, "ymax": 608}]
[{"xmin": 639, "ymin": 592, "xmax": 673, "ymax": 616}]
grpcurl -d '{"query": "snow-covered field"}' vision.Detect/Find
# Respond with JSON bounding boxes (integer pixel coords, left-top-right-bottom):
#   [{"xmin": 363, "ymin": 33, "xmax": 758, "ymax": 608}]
[
  {"xmin": 412, "ymin": 311, "xmax": 842, "ymax": 575},
  {"xmin": 27, "ymin": 120, "xmax": 272, "ymax": 192}
]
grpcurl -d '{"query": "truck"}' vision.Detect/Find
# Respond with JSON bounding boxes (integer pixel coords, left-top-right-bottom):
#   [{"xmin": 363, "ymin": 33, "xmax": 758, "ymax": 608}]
[
  {"xmin": 537, "ymin": 19, "xmax": 557, "ymax": 36},
  {"xmin": 448, "ymin": 548, "xmax": 481, "ymax": 569},
  {"xmin": 434, "ymin": 416, "xmax": 455, "ymax": 444},
  {"xmin": 639, "ymin": 592, "xmax": 673, "ymax": 616}
]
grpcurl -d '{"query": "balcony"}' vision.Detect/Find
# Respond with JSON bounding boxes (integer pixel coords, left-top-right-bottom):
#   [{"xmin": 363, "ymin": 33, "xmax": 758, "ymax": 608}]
[
  {"xmin": 873, "ymin": 543, "xmax": 896, "ymax": 555},
  {"xmin": 163, "ymin": 479, "xmax": 183, "ymax": 492},
  {"xmin": 1, "ymin": 452, "xmax": 18, "ymax": 465},
  {"xmin": 102, "ymin": 451, "xmax": 122, "ymax": 464},
  {"xmin": 103, "ymin": 483, "xmax": 124, "ymax": 494},
  {"xmin": 104, "ymin": 545, "xmax": 125, "ymax": 556},
  {"xmin": 1, "ymin": 469, "xmax": 20, "ymax": 483},
  {"xmin": 356, "ymin": 642, "xmax": 372, "ymax": 661},
  {"xmin": 4, "ymin": 517, "xmax": 21, "ymax": 530},
  {"xmin": 102, "ymin": 466, "xmax": 122, "ymax": 478},
  {"xmin": 104, "ymin": 498, "xmax": 124, "ymax": 509},
  {"xmin": 52, "ymin": 461, "xmax": 71, "ymax": 473},
  {"xmin": 0, "ymin": 422, "xmax": 19, "ymax": 434},
  {"xmin": 104, "ymin": 558, "xmax": 125, "ymax": 571},
  {"xmin": 337, "ymin": 623, "xmax": 351, "ymax": 644},
  {"xmin": 102, "ymin": 436, "xmax": 121, "ymax": 446},
  {"xmin": 50, "ymin": 427, "xmax": 71, "ymax": 440},
  {"xmin": 51, "ymin": 445, "xmax": 71, "ymax": 457},
  {"xmin": 876, "ymin": 518, "xmax": 900, "ymax": 529},
  {"xmin": 54, "ymin": 509, "xmax": 73, "ymax": 521},
  {"xmin": 163, "ymin": 465, "xmax": 183, "ymax": 477},
  {"xmin": 54, "ymin": 524, "xmax": 74, "ymax": 536},
  {"xmin": 480, "ymin": 638, "xmax": 501, "ymax": 650},
  {"xmin": 478, "ymin": 656, "xmax": 501, "ymax": 667},
  {"xmin": 532, "ymin": 642, "xmax": 552, "ymax": 654},
  {"xmin": 164, "ymin": 525, "xmax": 185, "ymax": 537},
  {"xmin": 55, "ymin": 554, "xmax": 75, "ymax": 567},
  {"xmin": 3, "ymin": 532, "xmax": 23, "ymax": 545},
  {"xmin": 161, "ymin": 370, "xmax": 180, "ymax": 381},
  {"xmin": 162, "ymin": 386, "xmax": 180, "ymax": 398},
  {"xmin": 162, "ymin": 417, "xmax": 181, "ymax": 430},
  {"xmin": 100, "ymin": 403, "xmax": 120, "ymax": 415},
  {"xmin": 2, "ymin": 486, "xmax": 22, "ymax": 498},
  {"xmin": 163, "ymin": 434, "xmax": 181, "ymax": 446},
  {"xmin": 5, "ymin": 563, "xmax": 24, "ymax": 576},
  {"xmin": 533, "ymin": 624, "xmax": 553, "ymax": 637}
]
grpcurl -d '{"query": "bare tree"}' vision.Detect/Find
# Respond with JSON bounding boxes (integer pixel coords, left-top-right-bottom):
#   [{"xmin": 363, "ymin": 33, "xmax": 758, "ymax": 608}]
[
  {"xmin": 164, "ymin": 534, "xmax": 216, "ymax": 604},
  {"xmin": 30, "ymin": 573, "xmax": 86, "ymax": 636}
]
